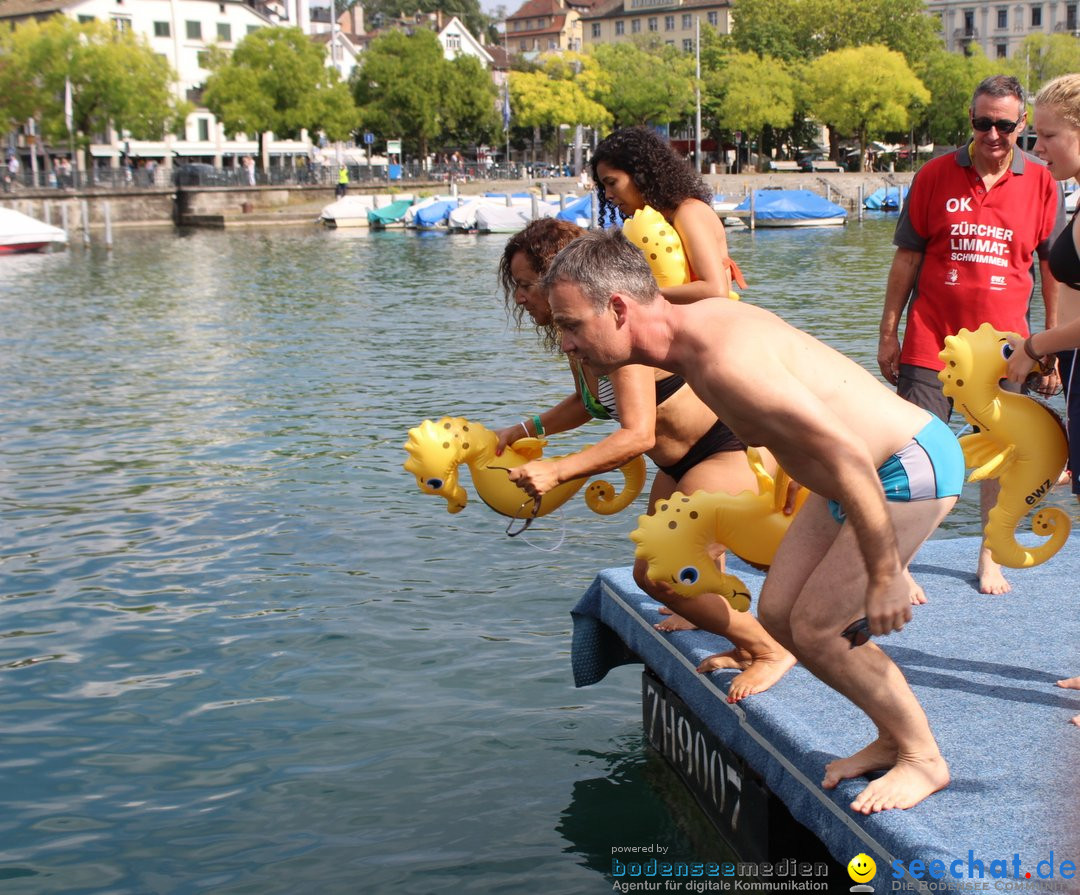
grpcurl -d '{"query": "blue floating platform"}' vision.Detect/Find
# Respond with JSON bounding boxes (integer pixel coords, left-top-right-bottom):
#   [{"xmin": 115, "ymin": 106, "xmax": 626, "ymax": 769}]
[{"xmin": 571, "ymin": 535, "xmax": 1080, "ymax": 890}]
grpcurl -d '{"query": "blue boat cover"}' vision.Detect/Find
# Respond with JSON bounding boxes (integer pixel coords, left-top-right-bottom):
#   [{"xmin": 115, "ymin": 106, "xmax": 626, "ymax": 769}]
[
  {"xmin": 413, "ymin": 200, "xmax": 454, "ymax": 227},
  {"xmin": 735, "ymin": 189, "xmax": 847, "ymax": 221},
  {"xmin": 864, "ymin": 186, "xmax": 910, "ymax": 210},
  {"xmin": 555, "ymin": 194, "xmax": 593, "ymax": 223},
  {"xmin": 571, "ymin": 535, "xmax": 1079, "ymax": 889}
]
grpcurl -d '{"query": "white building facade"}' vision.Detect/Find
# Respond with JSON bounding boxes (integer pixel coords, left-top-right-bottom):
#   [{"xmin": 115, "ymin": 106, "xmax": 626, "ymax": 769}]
[{"xmin": 927, "ymin": 0, "xmax": 1079, "ymax": 59}]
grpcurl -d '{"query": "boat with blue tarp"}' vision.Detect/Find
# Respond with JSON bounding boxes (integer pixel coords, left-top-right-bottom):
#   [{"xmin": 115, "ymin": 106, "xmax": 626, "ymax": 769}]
[{"xmin": 733, "ymin": 190, "xmax": 847, "ymax": 227}]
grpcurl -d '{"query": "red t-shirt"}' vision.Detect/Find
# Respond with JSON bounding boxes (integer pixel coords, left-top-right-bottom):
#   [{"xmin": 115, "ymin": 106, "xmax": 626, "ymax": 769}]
[{"xmin": 895, "ymin": 145, "xmax": 1063, "ymax": 370}]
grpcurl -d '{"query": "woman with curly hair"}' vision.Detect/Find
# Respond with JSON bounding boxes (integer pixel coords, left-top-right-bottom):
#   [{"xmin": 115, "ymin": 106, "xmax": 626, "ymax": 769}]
[
  {"xmin": 591, "ymin": 125, "xmax": 744, "ymax": 304},
  {"xmin": 492, "ymin": 218, "xmax": 796, "ymax": 702}
]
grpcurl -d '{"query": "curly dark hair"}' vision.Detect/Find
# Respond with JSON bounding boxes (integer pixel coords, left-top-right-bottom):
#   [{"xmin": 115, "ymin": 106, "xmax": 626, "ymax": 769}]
[
  {"xmin": 590, "ymin": 126, "xmax": 712, "ymax": 225},
  {"xmin": 498, "ymin": 218, "xmax": 586, "ymax": 353}
]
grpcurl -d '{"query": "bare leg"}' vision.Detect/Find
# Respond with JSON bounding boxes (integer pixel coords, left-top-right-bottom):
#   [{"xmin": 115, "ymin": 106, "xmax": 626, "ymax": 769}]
[
  {"xmin": 634, "ymin": 561, "xmax": 795, "ymax": 701},
  {"xmin": 635, "ymin": 450, "xmax": 795, "ymax": 701},
  {"xmin": 977, "ymin": 479, "xmax": 1011, "ymax": 594},
  {"xmin": 759, "ymin": 495, "xmax": 954, "ymax": 813}
]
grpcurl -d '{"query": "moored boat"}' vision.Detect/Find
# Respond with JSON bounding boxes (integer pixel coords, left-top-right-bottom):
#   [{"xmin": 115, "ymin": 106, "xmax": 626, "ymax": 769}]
[
  {"xmin": 732, "ymin": 189, "xmax": 847, "ymax": 227},
  {"xmin": 0, "ymin": 207, "xmax": 68, "ymax": 253}
]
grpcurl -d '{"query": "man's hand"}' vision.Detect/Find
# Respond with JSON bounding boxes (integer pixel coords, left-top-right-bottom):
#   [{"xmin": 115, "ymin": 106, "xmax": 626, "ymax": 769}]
[
  {"xmin": 865, "ymin": 570, "xmax": 913, "ymax": 636},
  {"xmin": 877, "ymin": 333, "xmax": 901, "ymax": 385}
]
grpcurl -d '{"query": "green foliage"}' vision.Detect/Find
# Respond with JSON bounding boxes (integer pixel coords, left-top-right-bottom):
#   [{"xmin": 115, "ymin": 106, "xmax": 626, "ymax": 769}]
[
  {"xmin": 203, "ymin": 26, "xmax": 358, "ymax": 145},
  {"xmin": 443, "ymin": 54, "xmax": 499, "ymax": 144},
  {"xmin": 508, "ymin": 53, "xmax": 611, "ymax": 131},
  {"xmin": 913, "ymin": 45, "xmax": 998, "ymax": 145},
  {"xmin": 1017, "ymin": 34, "xmax": 1080, "ymax": 94},
  {"xmin": 732, "ymin": 0, "xmax": 939, "ymax": 65},
  {"xmin": 704, "ymin": 51, "xmax": 795, "ymax": 134},
  {"xmin": 352, "ymin": 28, "xmax": 499, "ymax": 157},
  {"xmin": 0, "ymin": 16, "xmax": 185, "ymax": 146},
  {"xmin": 803, "ymin": 45, "xmax": 930, "ymax": 167},
  {"xmin": 591, "ymin": 41, "xmax": 696, "ymax": 127}
]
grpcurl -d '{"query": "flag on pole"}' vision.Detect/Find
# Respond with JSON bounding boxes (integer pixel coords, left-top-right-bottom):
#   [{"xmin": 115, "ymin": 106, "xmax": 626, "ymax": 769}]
[
  {"xmin": 502, "ymin": 84, "xmax": 511, "ymax": 132},
  {"xmin": 64, "ymin": 77, "xmax": 73, "ymax": 134}
]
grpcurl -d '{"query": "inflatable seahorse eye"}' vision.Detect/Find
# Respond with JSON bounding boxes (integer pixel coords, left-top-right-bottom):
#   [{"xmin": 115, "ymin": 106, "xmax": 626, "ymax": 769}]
[
  {"xmin": 622, "ymin": 206, "xmax": 691, "ymax": 288},
  {"xmin": 630, "ymin": 449, "xmax": 806, "ymax": 609},
  {"xmin": 938, "ymin": 322, "xmax": 1070, "ymax": 567},
  {"xmin": 404, "ymin": 416, "xmax": 646, "ymax": 523}
]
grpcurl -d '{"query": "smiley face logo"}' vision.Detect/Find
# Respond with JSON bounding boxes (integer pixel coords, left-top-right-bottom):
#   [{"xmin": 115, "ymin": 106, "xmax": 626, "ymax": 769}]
[{"xmin": 847, "ymin": 853, "xmax": 876, "ymax": 884}]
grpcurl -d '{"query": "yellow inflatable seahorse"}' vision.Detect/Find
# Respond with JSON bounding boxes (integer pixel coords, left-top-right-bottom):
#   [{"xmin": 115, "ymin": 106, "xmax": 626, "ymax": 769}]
[
  {"xmin": 404, "ymin": 417, "xmax": 646, "ymax": 522},
  {"xmin": 622, "ymin": 206, "xmax": 691, "ymax": 288},
  {"xmin": 622, "ymin": 204, "xmax": 744, "ymax": 299},
  {"xmin": 629, "ymin": 449, "xmax": 807, "ymax": 610},
  {"xmin": 938, "ymin": 323, "xmax": 1069, "ymax": 568}
]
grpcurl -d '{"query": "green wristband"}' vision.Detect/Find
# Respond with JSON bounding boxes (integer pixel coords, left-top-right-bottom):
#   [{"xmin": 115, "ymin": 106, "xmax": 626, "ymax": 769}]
[{"xmin": 532, "ymin": 413, "xmax": 545, "ymax": 436}]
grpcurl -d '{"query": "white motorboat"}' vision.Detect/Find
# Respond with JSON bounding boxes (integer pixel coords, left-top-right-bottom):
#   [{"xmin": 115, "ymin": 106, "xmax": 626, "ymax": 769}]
[{"xmin": 0, "ymin": 207, "xmax": 67, "ymax": 253}]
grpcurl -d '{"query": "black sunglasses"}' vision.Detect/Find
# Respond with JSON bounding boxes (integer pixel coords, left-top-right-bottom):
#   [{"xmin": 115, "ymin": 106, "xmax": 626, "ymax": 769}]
[
  {"xmin": 841, "ymin": 617, "xmax": 872, "ymax": 649},
  {"xmin": 971, "ymin": 114, "xmax": 1025, "ymax": 134}
]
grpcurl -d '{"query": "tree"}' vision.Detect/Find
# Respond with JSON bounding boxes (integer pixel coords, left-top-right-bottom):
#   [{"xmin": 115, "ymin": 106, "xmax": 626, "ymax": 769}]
[
  {"xmin": 802, "ymin": 45, "xmax": 929, "ymax": 170},
  {"xmin": 1017, "ymin": 34, "xmax": 1080, "ymax": 95},
  {"xmin": 203, "ymin": 26, "xmax": 357, "ymax": 166},
  {"xmin": 591, "ymin": 41, "xmax": 696, "ymax": 127},
  {"xmin": 913, "ymin": 45, "xmax": 998, "ymax": 146},
  {"xmin": 441, "ymin": 54, "xmax": 500, "ymax": 147},
  {"xmin": 353, "ymin": 28, "xmax": 496, "ymax": 159},
  {"xmin": 732, "ymin": 0, "xmax": 939, "ymax": 66},
  {"xmin": 703, "ymin": 50, "xmax": 796, "ymax": 167},
  {"xmin": 0, "ymin": 16, "xmax": 186, "ymax": 152}
]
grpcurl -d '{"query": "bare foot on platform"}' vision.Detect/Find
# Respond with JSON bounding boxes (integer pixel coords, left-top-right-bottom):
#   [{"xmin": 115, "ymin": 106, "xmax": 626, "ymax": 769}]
[
  {"xmin": 654, "ymin": 610, "xmax": 697, "ymax": 632},
  {"xmin": 724, "ymin": 651, "xmax": 796, "ymax": 703},
  {"xmin": 905, "ymin": 568, "xmax": 927, "ymax": 605},
  {"xmin": 822, "ymin": 737, "xmax": 897, "ymax": 789},
  {"xmin": 849, "ymin": 754, "xmax": 950, "ymax": 814},
  {"xmin": 977, "ymin": 547, "xmax": 1011, "ymax": 595},
  {"xmin": 1056, "ymin": 677, "xmax": 1080, "ymax": 726},
  {"xmin": 696, "ymin": 648, "xmax": 751, "ymax": 674}
]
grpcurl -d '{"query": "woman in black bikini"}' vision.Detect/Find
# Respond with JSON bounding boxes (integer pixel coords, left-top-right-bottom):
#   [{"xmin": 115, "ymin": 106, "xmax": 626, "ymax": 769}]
[
  {"xmin": 492, "ymin": 218, "xmax": 795, "ymax": 702},
  {"xmin": 1003, "ymin": 73, "xmax": 1080, "ymax": 724}
]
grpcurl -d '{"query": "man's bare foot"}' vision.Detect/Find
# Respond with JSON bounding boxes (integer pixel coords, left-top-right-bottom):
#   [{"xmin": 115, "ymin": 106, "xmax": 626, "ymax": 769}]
[
  {"xmin": 724, "ymin": 651, "xmax": 797, "ymax": 703},
  {"xmin": 654, "ymin": 613, "xmax": 697, "ymax": 632},
  {"xmin": 822, "ymin": 737, "xmax": 897, "ymax": 789},
  {"xmin": 849, "ymin": 754, "xmax": 950, "ymax": 814},
  {"xmin": 696, "ymin": 648, "xmax": 751, "ymax": 674},
  {"xmin": 977, "ymin": 546, "xmax": 1011, "ymax": 595},
  {"xmin": 904, "ymin": 568, "xmax": 927, "ymax": 605}
]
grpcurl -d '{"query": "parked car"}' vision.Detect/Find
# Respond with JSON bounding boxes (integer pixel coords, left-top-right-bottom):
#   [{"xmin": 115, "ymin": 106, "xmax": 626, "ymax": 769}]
[{"xmin": 172, "ymin": 163, "xmax": 228, "ymax": 186}]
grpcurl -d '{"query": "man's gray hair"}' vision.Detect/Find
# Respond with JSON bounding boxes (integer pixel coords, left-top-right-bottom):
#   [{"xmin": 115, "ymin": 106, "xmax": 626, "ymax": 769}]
[
  {"xmin": 971, "ymin": 74, "xmax": 1025, "ymax": 112},
  {"xmin": 541, "ymin": 228, "xmax": 660, "ymax": 313}
]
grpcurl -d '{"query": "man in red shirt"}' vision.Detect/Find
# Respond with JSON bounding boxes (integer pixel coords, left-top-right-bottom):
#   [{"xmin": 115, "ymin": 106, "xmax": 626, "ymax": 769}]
[{"xmin": 878, "ymin": 74, "xmax": 1064, "ymax": 596}]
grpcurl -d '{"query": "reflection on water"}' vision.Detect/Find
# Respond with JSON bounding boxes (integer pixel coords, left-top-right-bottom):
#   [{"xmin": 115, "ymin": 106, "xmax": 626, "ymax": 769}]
[{"xmin": 0, "ymin": 220, "xmax": 1074, "ymax": 893}]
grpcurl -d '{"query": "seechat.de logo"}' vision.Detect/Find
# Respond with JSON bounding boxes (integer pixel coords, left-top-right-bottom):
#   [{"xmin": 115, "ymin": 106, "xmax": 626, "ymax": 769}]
[{"xmin": 848, "ymin": 852, "xmax": 877, "ymax": 892}]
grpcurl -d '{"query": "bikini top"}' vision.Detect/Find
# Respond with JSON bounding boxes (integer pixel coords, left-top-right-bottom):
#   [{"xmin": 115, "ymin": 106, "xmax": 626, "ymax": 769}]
[
  {"xmin": 1049, "ymin": 208, "xmax": 1080, "ymax": 290},
  {"xmin": 576, "ymin": 364, "xmax": 685, "ymax": 423}
]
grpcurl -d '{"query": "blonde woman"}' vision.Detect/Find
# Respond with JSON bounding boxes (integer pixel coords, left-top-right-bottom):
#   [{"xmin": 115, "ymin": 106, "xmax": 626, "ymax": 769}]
[{"xmin": 1003, "ymin": 73, "xmax": 1080, "ymax": 724}]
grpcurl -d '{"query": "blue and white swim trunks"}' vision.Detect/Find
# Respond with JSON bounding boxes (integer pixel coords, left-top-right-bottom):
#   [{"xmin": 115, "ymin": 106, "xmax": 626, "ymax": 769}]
[{"xmin": 828, "ymin": 414, "xmax": 965, "ymax": 525}]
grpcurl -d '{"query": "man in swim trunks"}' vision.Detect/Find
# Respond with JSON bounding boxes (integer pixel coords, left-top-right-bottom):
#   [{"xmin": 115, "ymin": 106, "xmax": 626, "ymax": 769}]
[
  {"xmin": 544, "ymin": 228, "xmax": 964, "ymax": 814},
  {"xmin": 878, "ymin": 74, "xmax": 1064, "ymax": 596}
]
